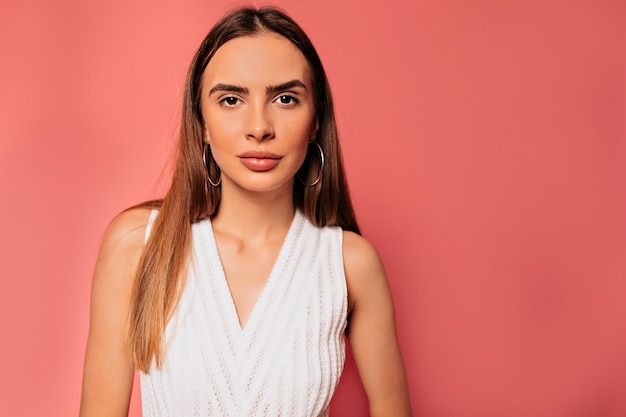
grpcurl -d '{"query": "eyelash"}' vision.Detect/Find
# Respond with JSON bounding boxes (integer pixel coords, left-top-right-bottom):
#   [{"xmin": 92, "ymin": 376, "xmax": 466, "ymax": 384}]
[
  {"xmin": 219, "ymin": 96, "xmax": 241, "ymax": 107},
  {"xmin": 218, "ymin": 94, "xmax": 299, "ymax": 107},
  {"xmin": 275, "ymin": 94, "xmax": 299, "ymax": 105}
]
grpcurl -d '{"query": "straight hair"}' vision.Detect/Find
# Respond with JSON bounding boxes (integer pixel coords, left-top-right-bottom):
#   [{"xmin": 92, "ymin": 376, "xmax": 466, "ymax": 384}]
[{"xmin": 127, "ymin": 6, "xmax": 360, "ymax": 371}]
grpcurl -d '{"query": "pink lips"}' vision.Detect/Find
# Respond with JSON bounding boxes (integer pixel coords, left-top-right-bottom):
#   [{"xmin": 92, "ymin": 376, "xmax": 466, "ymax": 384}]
[{"xmin": 238, "ymin": 150, "xmax": 282, "ymax": 172}]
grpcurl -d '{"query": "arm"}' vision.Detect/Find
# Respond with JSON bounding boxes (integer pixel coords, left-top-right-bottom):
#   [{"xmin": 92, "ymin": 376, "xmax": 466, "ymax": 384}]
[
  {"xmin": 79, "ymin": 208, "xmax": 152, "ymax": 417},
  {"xmin": 343, "ymin": 231, "xmax": 412, "ymax": 417}
]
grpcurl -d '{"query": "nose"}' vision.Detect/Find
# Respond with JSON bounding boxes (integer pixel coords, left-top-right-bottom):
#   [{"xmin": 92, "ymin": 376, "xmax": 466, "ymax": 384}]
[{"xmin": 245, "ymin": 103, "xmax": 275, "ymax": 142}]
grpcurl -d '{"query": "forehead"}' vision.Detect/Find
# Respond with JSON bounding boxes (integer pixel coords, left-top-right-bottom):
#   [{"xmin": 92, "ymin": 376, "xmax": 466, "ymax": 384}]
[{"xmin": 203, "ymin": 33, "xmax": 312, "ymax": 88}]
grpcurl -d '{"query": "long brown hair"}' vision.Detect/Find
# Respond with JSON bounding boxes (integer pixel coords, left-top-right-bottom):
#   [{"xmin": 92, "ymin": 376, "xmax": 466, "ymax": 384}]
[{"xmin": 128, "ymin": 6, "xmax": 360, "ymax": 371}]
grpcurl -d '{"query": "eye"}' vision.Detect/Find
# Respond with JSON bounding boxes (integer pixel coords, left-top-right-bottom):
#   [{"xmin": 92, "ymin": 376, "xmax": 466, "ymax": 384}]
[
  {"xmin": 219, "ymin": 96, "xmax": 241, "ymax": 107},
  {"xmin": 275, "ymin": 95, "xmax": 299, "ymax": 106}
]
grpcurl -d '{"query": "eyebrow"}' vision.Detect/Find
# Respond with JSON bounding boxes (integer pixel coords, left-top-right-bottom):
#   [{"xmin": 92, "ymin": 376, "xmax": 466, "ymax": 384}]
[
  {"xmin": 207, "ymin": 79, "xmax": 307, "ymax": 97},
  {"xmin": 208, "ymin": 84, "xmax": 248, "ymax": 96},
  {"xmin": 266, "ymin": 79, "xmax": 307, "ymax": 94}
]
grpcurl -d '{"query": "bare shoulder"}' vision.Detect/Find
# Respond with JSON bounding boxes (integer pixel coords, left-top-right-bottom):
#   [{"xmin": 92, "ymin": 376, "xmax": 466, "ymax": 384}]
[
  {"xmin": 341, "ymin": 231, "xmax": 412, "ymax": 415},
  {"xmin": 342, "ymin": 231, "xmax": 385, "ymax": 277},
  {"xmin": 342, "ymin": 231, "xmax": 389, "ymax": 313},
  {"xmin": 93, "ymin": 207, "xmax": 153, "ymax": 289},
  {"xmin": 99, "ymin": 207, "xmax": 152, "ymax": 259},
  {"xmin": 102, "ymin": 207, "xmax": 153, "ymax": 251},
  {"xmin": 80, "ymin": 207, "xmax": 153, "ymax": 416}
]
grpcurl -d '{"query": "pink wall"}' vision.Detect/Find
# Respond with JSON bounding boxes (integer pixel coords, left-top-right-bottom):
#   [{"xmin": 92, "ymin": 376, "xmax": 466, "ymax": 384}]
[{"xmin": 1, "ymin": 1, "xmax": 625, "ymax": 416}]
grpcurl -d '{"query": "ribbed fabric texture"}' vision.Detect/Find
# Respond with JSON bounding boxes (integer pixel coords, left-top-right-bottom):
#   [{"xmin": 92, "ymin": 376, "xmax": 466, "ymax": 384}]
[{"xmin": 140, "ymin": 210, "xmax": 348, "ymax": 417}]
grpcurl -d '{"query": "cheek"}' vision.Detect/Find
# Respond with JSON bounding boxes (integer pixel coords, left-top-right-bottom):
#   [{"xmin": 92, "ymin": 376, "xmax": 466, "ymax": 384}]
[
  {"xmin": 283, "ymin": 115, "xmax": 316, "ymax": 142},
  {"xmin": 293, "ymin": 129, "xmax": 314, "ymax": 168},
  {"xmin": 204, "ymin": 114, "xmax": 238, "ymax": 144},
  {"xmin": 204, "ymin": 126, "xmax": 232, "ymax": 167}
]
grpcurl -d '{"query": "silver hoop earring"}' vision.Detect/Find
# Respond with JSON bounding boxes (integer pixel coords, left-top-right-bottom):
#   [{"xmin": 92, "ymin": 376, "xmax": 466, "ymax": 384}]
[
  {"xmin": 297, "ymin": 141, "xmax": 324, "ymax": 187},
  {"xmin": 203, "ymin": 143, "xmax": 221, "ymax": 187}
]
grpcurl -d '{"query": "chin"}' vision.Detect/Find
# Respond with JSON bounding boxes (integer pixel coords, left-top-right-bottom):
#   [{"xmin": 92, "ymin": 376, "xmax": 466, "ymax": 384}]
[{"xmin": 226, "ymin": 174, "xmax": 296, "ymax": 195}]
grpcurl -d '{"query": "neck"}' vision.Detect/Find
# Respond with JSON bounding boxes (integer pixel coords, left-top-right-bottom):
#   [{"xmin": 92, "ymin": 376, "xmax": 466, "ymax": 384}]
[{"xmin": 211, "ymin": 179, "xmax": 296, "ymax": 241}]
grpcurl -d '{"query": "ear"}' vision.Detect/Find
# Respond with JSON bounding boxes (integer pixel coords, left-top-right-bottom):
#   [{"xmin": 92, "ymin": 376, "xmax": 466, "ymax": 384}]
[
  {"xmin": 204, "ymin": 123, "xmax": 211, "ymax": 144},
  {"xmin": 309, "ymin": 118, "xmax": 319, "ymax": 143}
]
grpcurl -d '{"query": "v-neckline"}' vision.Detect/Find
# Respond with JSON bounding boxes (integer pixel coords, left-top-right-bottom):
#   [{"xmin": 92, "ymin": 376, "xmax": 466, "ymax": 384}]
[{"xmin": 206, "ymin": 211, "xmax": 302, "ymax": 333}]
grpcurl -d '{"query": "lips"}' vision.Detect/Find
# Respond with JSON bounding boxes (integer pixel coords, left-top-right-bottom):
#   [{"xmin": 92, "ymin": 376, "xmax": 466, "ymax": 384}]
[{"xmin": 238, "ymin": 150, "xmax": 282, "ymax": 171}]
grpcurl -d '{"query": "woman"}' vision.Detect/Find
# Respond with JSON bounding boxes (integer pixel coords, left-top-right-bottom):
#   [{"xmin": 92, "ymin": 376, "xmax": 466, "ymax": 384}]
[{"xmin": 80, "ymin": 6, "xmax": 411, "ymax": 417}]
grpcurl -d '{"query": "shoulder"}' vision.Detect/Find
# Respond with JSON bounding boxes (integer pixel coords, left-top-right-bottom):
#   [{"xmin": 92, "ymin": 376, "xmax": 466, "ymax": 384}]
[
  {"xmin": 340, "ymin": 236, "xmax": 412, "ymax": 416},
  {"xmin": 342, "ymin": 231, "xmax": 388, "ymax": 313},
  {"xmin": 342, "ymin": 231, "xmax": 385, "ymax": 276},
  {"xmin": 80, "ymin": 207, "xmax": 153, "ymax": 414},
  {"xmin": 93, "ymin": 207, "xmax": 153, "ymax": 288},
  {"xmin": 100, "ymin": 207, "xmax": 153, "ymax": 256}
]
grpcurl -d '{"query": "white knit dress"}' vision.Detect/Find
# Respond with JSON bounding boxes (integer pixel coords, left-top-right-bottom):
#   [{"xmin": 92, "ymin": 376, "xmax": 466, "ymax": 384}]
[{"xmin": 140, "ymin": 210, "xmax": 348, "ymax": 417}]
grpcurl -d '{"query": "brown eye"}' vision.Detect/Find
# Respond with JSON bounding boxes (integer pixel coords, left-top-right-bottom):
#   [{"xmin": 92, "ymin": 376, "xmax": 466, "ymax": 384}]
[
  {"xmin": 220, "ymin": 96, "xmax": 240, "ymax": 106},
  {"xmin": 277, "ymin": 95, "xmax": 298, "ymax": 105}
]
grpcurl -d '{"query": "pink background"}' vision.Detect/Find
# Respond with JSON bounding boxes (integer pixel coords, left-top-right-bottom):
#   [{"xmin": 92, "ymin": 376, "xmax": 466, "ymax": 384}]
[{"xmin": 1, "ymin": 0, "xmax": 625, "ymax": 416}]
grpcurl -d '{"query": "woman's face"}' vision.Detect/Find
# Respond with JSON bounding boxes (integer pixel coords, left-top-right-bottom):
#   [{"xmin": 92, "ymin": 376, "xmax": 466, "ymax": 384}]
[{"xmin": 200, "ymin": 33, "xmax": 318, "ymax": 195}]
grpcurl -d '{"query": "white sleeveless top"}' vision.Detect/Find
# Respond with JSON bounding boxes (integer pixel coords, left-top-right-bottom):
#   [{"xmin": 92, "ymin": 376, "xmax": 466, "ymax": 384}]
[{"xmin": 140, "ymin": 210, "xmax": 348, "ymax": 417}]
